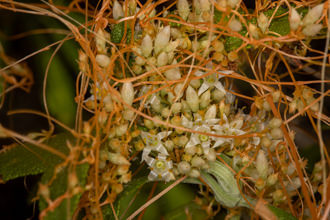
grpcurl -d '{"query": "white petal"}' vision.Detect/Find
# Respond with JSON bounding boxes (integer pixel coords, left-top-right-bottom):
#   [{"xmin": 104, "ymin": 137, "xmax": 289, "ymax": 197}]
[{"xmin": 198, "ymin": 82, "xmax": 209, "ymax": 96}]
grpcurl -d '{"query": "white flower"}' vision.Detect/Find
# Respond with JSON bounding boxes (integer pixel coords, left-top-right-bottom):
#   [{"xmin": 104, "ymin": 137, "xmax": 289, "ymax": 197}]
[
  {"xmin": 195, "ymin": 66, "xmax": 232, "ymax": 96},
  {"xmin": 182, "ymin": 113, "xmax": 220, "ymax": 153},
  {"xmin": 146, "ymin": 154, "xmax": 175, "ymax": 181},
  {"xmin": 212, "ymin": 114, "xmax": 245, "ymax": 148},
  {"xmin": 141, "ymin": 131, "xmax": 171, "ymax": 162}
]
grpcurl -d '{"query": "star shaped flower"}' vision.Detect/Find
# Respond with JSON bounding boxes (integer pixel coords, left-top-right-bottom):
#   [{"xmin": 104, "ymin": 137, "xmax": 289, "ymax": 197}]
[
  {"xmin": 140, "ymin": 131, "xmax": 171, "ymax": 162},
  {"xmin": 145, "ymin": 154, "xmax": 175, "ymax": 182}
]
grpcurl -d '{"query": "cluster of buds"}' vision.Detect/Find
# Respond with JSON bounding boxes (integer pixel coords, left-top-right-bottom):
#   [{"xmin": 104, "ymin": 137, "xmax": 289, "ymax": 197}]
[
  {"xmin": 78, "ymin": 0, "xmax": 325, "ymax": 215},
  {"xmin": 290, "ymin": 4, "xmax": 324, "ymax": 36},
  {"xmin": 289, "ymin": 86, "xmax": 320, "ymax": 114}
]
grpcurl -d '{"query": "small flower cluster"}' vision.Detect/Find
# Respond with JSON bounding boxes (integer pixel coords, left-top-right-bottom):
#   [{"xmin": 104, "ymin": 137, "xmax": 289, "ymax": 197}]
[{"xmin": 78, "ymin": 0, "xmax": 326, "ymax": 214}]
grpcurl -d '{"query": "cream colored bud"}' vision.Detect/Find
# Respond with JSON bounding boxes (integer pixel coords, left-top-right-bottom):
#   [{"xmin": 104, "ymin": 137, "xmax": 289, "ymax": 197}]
[
  {"xmin": 267, "ymin": 173, "xmax": 278, "ymax": 186},
  {"xmin": 227, "ymin": 0, "xmax": 240, "ymax": 9},
  {"xmin": 141, "ymin": 34, "xmax": 153, "ymax": 57},
  {"xmin": 172, "ymin": 102, "xmax": 182, "ymax": 114},
  {"xmin": 177, "ymin": 0, "xmax": 190, "ymax": 20},
  {"xmin": 255, "ymin": 178, "xmax": 266, "ymax": 190},
  {"xmin": 200, "ymin": 90, "xmax": 211, "ymax": 109},
  {"xmin": 104, "ymin": 95, "xmax": 113, "ymax": 112},
  {"xmin": 257, "ymin": 13, "xmax": 269, "ymax": 33},
  {"xmin": 113, "ymin": 1, "xmax": 124, "ymax": 20},
  {"xmin": 135, "ymin": 56, "xmax": 145, "ymax": 65},
  {"xmin": 272, "ymin": 90, "xmax": 281, "ymax": 102},
  {"xmin": 205, "ymin": 104, "xmax": 217, "ymax": 120},
  {"xmin": 96, "ymin": 54, "xmax": 110, "ymax": 67},
  {"xmin": 272, "ymin": 189, "xmax": 284, "ymax": 203},
  {"xmin": 157, "ymin": 52, "xmax": 168, "ymax": 67},
  {"xmin": 178, "ymin": 161, "xmax": 191, "ymax": 174},
  {"xmin": 154, "ymin": 26, "xmax": 171, "ymax": 54},
  {"xmin": 123, "ymin": 109, "xmax": 135, "ymax": 121},
  {"xmin": 185, "ymin": 146, "xmax": 197, "ymax": 155},
  {"xmin": 190, "ymin": 79, "xmax": 201, "ymax": 89},
  {"xmin": 178, "ymin": 136, "xmax": 189, "ymax": 147},
  {"xmin": 256, "ymin": 150, "xmax": 269, "ymax": 179},
  {"xmin": 151, "ymin": 96, "xmax": 162, "ymax": 113},
  {"xmin": 269, "ymin": 117, "xmax": 282, "ymax": 128},
  {"xmin": 116, "ymin": 123, "xmax": 128, "ymax": 136},
  {"xmin": 144, "ymin": 119, "xmax": 154, "ymax": 129},
  {"xmin": 189, "ymin": 168, "xmax": 200, "ymax": 178},
  {"xmin": 270, "ymin": 128, "xmax": 283, "ymax": 139},
  {"xmin": 108, "ymin": 153, "xmax": 130, "ymax": 165},
  {"xmin": 249, "ymin": 23, "xmax": 259, "ymax": 39},
  {"xmin": 186, "ymin": 86, "xmax": 199, "ymax": 112},
  {"xmin": 289, "ymin": 8, "xmax": 301, "ymax": 31},
  {"xmin": 199, "ymin": 0, "xmax": 210, "ymax": 11},
  {"xmin": 121, "ymin": 82, "xmax": 134, "ymax": 106},
  {"xmin": 212, "ymin": 89, "xmax": 225, "ymax": 102},
  {"xmin": 191, "ymin": 156, "xmax": 205, "ymax": 167},
  {"xmin": 165, "ymin": 61, "xmax": 181, "ymax": 80},
  {"xmin": 165, "ymin": 140, "xmax": 174, "ymax": 151},
  {"xmin": 302, "ymin": 24, "xmax": 323, "ymax": 37},
  {"xmin": 161, "ymin": 107, "xmax": 170, "ymax": 118},
  {"xmin": 228, "ymin": 19, "xmax": 242, "ymax": 32},
  {"xmin": 261, "ymin": 136, "xmax": 272, "ymax": 148},
  {"xmin": 205, "ymin": 148, "xmax": 216, "ymax": 161},
  {"xmin": 303, "ymin": 4, "xmax": 324, "ymax": 26}
]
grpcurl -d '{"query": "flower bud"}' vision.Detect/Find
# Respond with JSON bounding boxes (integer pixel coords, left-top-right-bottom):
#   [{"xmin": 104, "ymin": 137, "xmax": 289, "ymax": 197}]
[
  {"xmin": 272, "ymin": 90, "xmax": 281, "ymax": 102},
  {"xmin": 302, "ymin": 24, "xmax": 323, "ymax": 37},
  {"xmin": 157, "ymin": 52, "xmax": 168, "ymax": 67},
  {"xmin": 154, "ymin": 26, "xmax": 171, "ymax": 54},
  {"xmin": 228, "ymin": 18, "xmax": 242, "ymax": 32},
  {"xmin": 191, "ymin": 156, "xmax": 205, "ymax": 167},
  {"xmin": 267, "ymin": 173, "xmax": 278, "ymax": 186},
  {"xmin": 227, "ymin": 0, "xmax": 240, "ymax": 9},
  {"xmin": 257, "ymin": 13, "xmax": 269, "ymax": 33},
  {"xmin": 96, "ymin": 54, "xmax": 110, "ymax": 67},
  {"xmin": 205, "ymin": 104, "xmax": 217, "ymax": 120},
  {"xmin": 123, "ymin": 109, "xmax": 135, "ymax": 121},
  {"xmin": 121, "ymin": 82, "xmax": 134, "ymax": 106},
  {"xmin": 185, "ymin": 146, "xmax": 197, "ymax": 155},
  {"xmin": 178, "ymin": 161, "xmax": 191, "ymax": 174},
  {"xmin": 165, "ymin": 140, "xmax": 174, "ymax": 152},
  {"xmin": 189, "ymin": 168, "xmax": 200, "ymax": 178},
  {"xmin": 172, "ymin": 102, "xmax": 182, "ymax": 114},
  {"xmin": 302, "ymin": 4, "xmax": 324, "ymax": 26},
  {"xmin": 141, "ymin": 34, "xmax": 153, "ymax": 57},
  {"xmin": 200, "ymin": 90, "xmax": 211, "ymax": 109},
  {"xmin": 261, "ymin": 136, "xmax": 272, "ymax": 148},
  {"xmin": 255, "ymin": 178, "xmax": 266, "ymax": 190},
  {"xmin": 113, "ymin": 1, "xmax": 124, "ymax": 20},
  {"xmin": 177, "ymin": 0, "xmax": 190, "ymax": 20},
  {"xmin": 116, "ymin": 123, "xmax": 128, "ymax": 136},
  {"xmin": 272, "ymin": 189, "xmax": 285, "ymax": 203},
  {"xmin": 268, "ymin": 117, "xmax": 282, "ymax": 128},
  {"xmin": 108, "ymin": 153, "xmax": 130, "ymax": 165},
  {"xmin": 270, "ymin": 128, "xmax": 283, "ymax": 139},
  {"xmin": 151, "ymin": 96, "xmax": 162, "ymax": 113},
  {"xmin": 186, "ymin": 86, "xmax": 199, "ymax": 112},
  {"xmin": 165, "ymin": 60, "xmax": 181, "ymax": 80},
  {"xmin": 289, "ymin": 8, "xmax": 301, "ymax": 31},
  {"xmin": 248, "ymin": 23, "xmax": 259, "ymax": 39},
  {"xmin": 161, "ymin": 107, "xmax": 170, "ymax": 118},
  {"xmin": 190, "ymin": 79, "xmax": 201, "ymax": 89},
  {"xmin": 212, "ymin": 89, "xmax": 225, "ymax": 102},
  {"xmin": 256, "ymin": 150, "xmax": 269, "ymax": 179},
  {"xmin": 144, "ymin": 119, "xmax": 154, "ymax": 129},
  {"xmin": 205, "ymin": 148, "xmax": 216, "ymax": 161},
  {"xmin": 199, "ymin": 0, "xmax": 210, "ymax": 12}
]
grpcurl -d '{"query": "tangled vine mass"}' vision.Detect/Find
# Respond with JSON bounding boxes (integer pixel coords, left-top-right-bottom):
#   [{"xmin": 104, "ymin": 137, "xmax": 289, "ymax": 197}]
[{"xmin": 0, "ymin": 0, "xmax": 329, "ymax": 219}]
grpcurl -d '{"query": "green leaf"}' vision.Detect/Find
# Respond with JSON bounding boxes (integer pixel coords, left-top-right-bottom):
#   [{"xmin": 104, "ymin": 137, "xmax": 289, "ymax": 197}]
[
  {"xmin": 102, "ymin": 176, "xmax": 148, "ymax": 219},
  {"xmin": 164, "ymin": 202, "xmax": 207, "ymax": 220},
  {"xmin": 268, "ymin": 205, "xmax": 297, "ymax": 220},
  {"xmin": 0, "ymin": 133, "xmax": 71, "ymax": 181},
  {"xmin": 39, "ymin": 163, "xmax": 89, "ymax": 220},
  {"xmin": 111, "ymin": 22, "xmax": 132, "ymax": 44}
]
